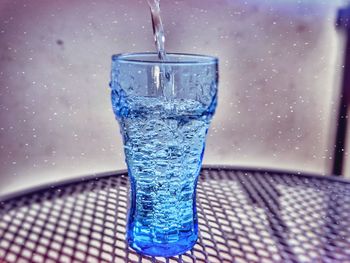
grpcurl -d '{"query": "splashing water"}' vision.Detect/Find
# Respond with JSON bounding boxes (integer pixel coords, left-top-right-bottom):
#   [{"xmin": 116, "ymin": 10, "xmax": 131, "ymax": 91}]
[{"xmin": 147, "ymin": 0, "xmax": 166, "ymax": 60}]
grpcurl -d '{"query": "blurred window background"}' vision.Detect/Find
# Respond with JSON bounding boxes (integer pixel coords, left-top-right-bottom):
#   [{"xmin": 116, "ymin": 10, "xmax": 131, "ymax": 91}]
[{"xmin": 0, "ymin": 0, "xmax": 349, "ymax": 196}]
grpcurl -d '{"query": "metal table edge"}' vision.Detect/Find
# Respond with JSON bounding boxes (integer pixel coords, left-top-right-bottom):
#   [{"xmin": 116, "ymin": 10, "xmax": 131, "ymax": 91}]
[{"xmin": 0, "ymin": 165, "xmax": 349, "ymax": 203}]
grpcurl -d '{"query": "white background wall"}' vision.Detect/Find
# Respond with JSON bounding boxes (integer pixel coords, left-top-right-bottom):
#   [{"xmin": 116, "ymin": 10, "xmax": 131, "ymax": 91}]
[{"xmin": 0, "ymin": 0, "xmax": 347, "ymax": 196}]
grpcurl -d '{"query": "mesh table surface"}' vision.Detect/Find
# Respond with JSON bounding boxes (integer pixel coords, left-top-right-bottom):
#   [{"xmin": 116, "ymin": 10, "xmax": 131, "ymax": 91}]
[{"xmin": 1, "ymin": 166, "xmax": 350, "ymax": 263}]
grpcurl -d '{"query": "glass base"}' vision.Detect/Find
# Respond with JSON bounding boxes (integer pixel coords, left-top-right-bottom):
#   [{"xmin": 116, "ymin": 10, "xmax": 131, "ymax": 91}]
[{"xmin": 128, "ymin": 235, "xmax": 198, "ymax": 257}]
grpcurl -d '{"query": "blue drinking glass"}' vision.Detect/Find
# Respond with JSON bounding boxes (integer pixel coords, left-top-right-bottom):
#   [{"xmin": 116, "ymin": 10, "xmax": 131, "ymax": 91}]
[{"xmin": 110, "ymin": 53, "xmax": 218, "ymax": 257}]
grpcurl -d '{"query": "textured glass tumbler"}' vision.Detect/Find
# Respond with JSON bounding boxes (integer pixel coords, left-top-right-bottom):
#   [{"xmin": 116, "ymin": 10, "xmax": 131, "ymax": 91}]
[{"xmin": 110, "ymin": 53, "xmax": 218, "ymax": 257}]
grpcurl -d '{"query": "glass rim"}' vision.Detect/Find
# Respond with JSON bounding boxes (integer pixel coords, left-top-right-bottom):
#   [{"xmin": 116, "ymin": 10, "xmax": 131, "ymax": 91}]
[{"xmin": 112, "ymin": 52, "xmax": 218, "ymax": 65}]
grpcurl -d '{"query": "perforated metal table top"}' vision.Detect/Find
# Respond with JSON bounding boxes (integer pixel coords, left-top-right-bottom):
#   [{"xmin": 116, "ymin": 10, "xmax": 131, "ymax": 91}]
[{"xmin": 1, "ymin": 166, "xmax": 350, "ymax": 263}]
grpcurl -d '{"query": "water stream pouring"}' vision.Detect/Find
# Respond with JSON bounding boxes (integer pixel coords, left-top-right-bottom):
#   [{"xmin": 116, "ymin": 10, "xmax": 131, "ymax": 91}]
[
  {"xmin": 146, "ymin": 0, "xmax": 175, "ymax": 99},
  {"xmin": 147, "ymin": 0, "xmax": 166, "ymax": 60}
]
